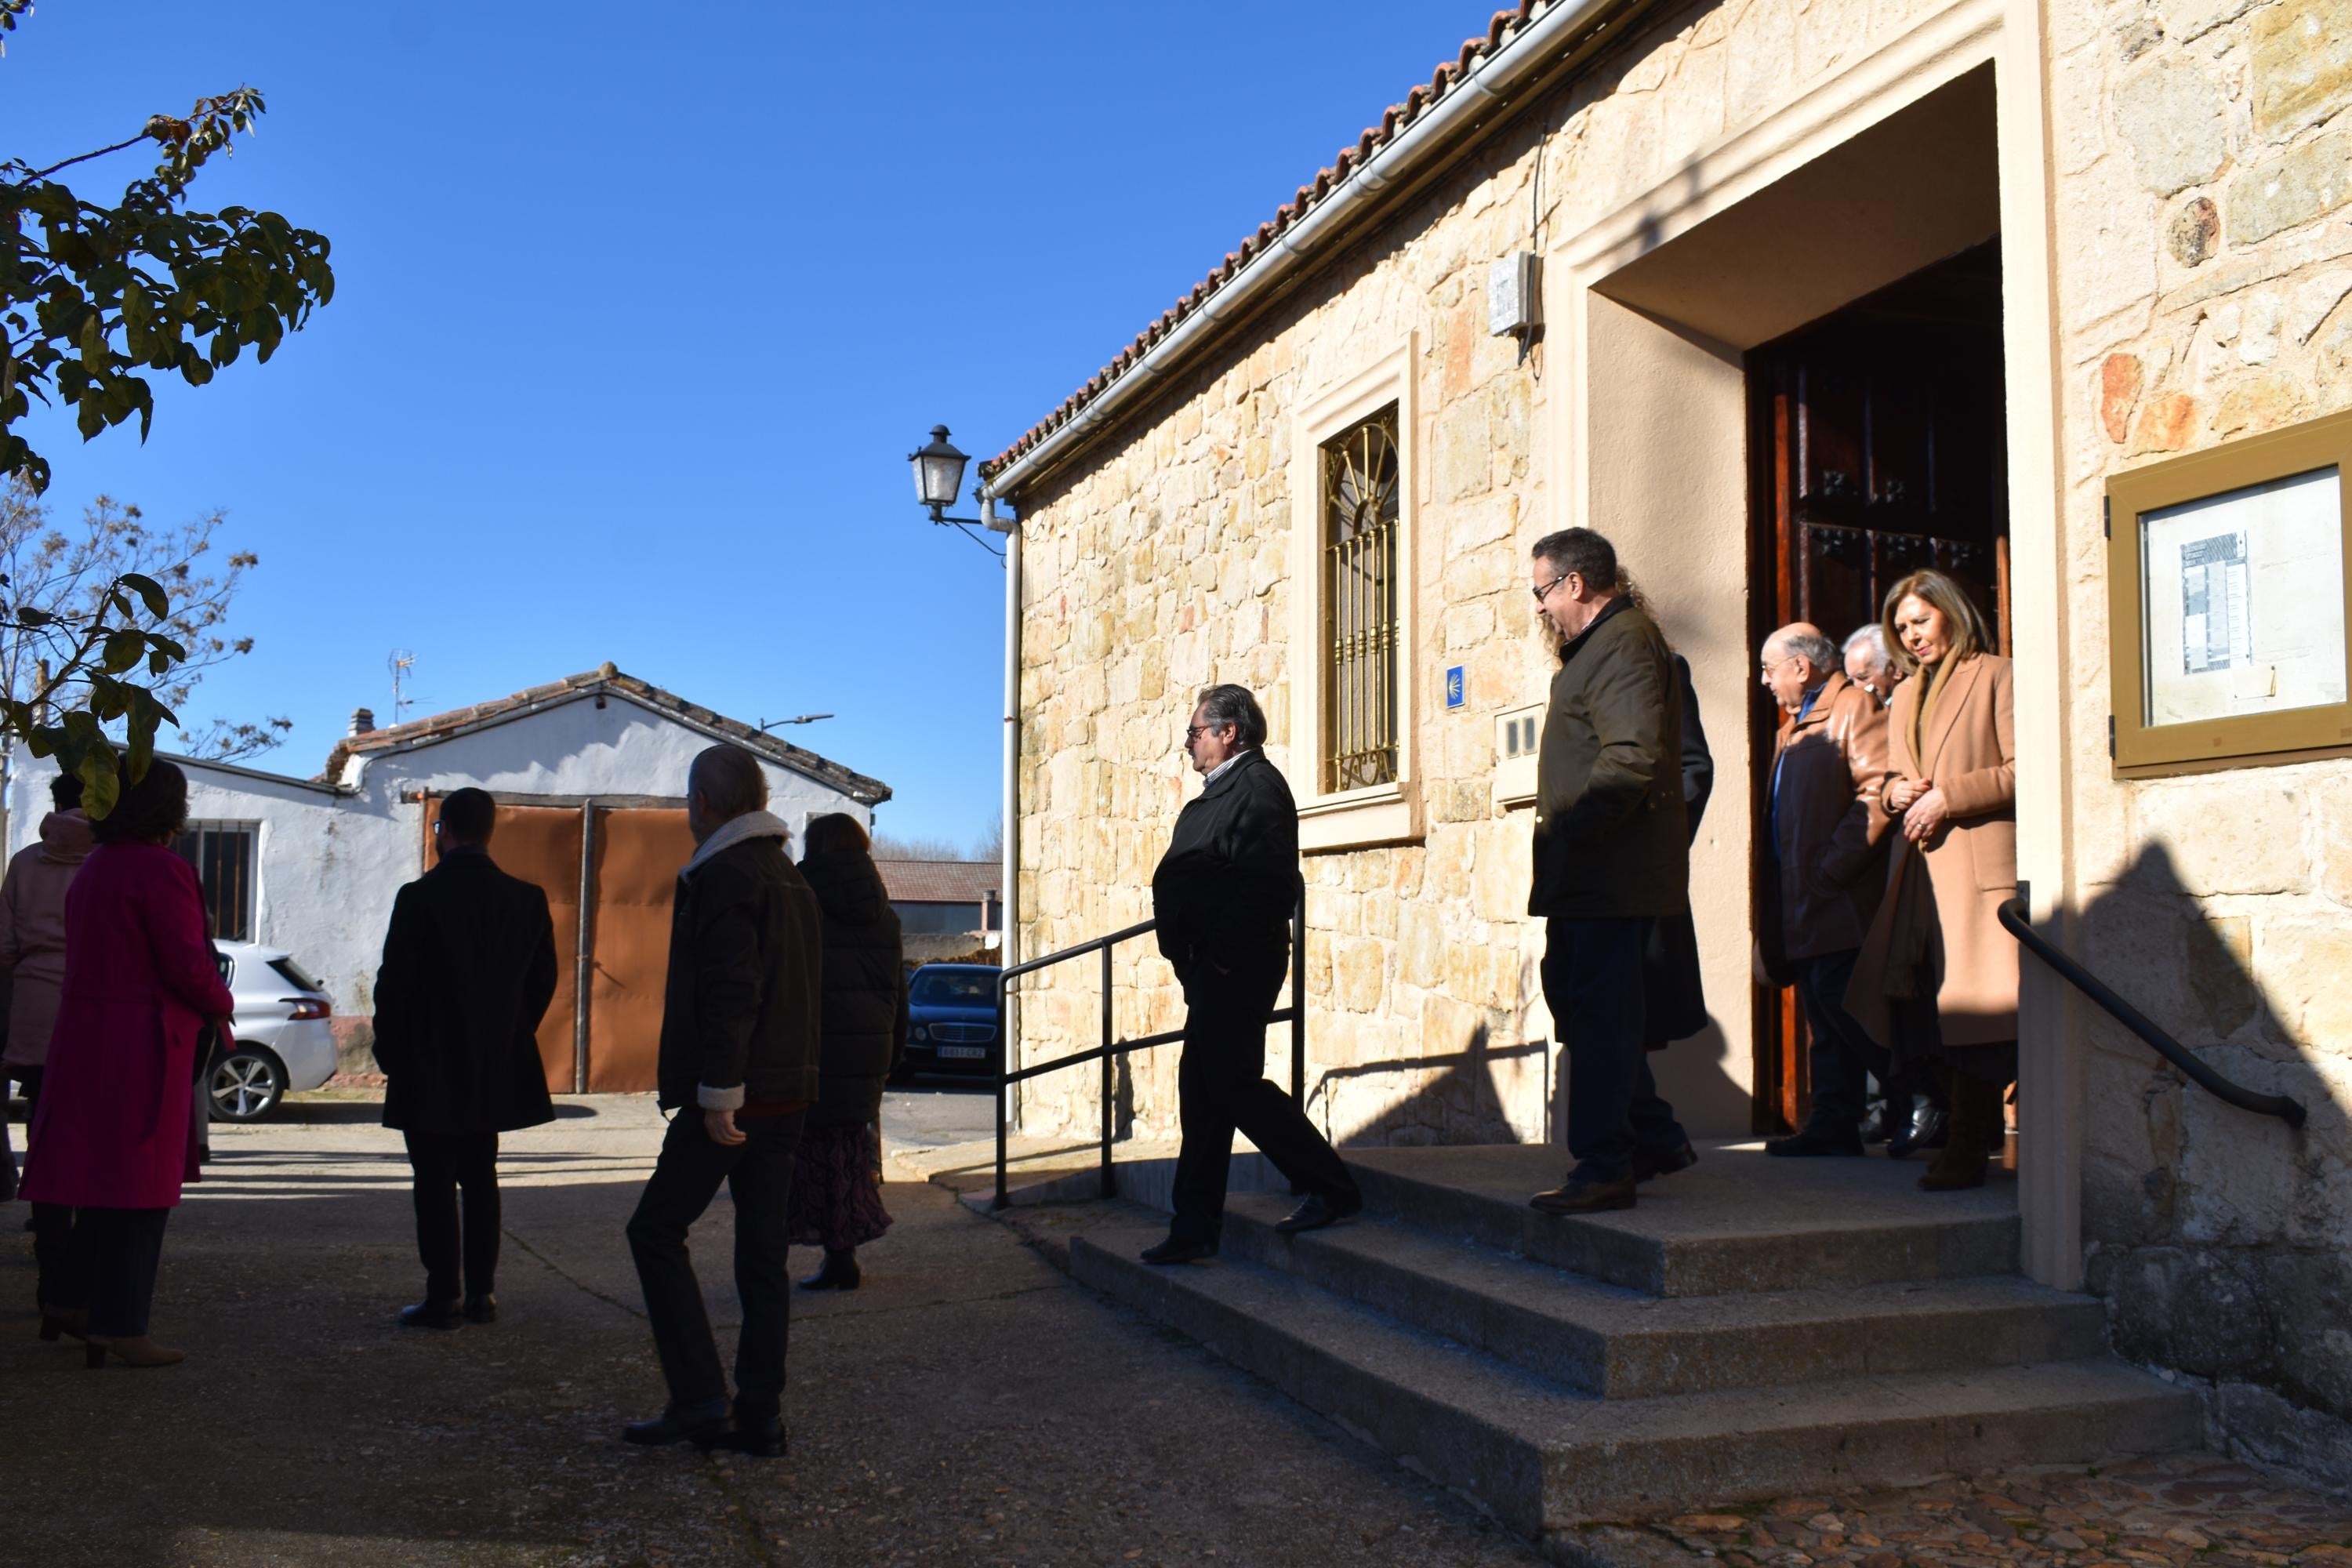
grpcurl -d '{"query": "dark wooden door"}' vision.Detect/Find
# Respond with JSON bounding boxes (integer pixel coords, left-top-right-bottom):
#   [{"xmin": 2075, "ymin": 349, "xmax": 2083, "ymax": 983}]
[{"xmin": 1744, "ymin": 241, "xmax": 2009, "ymax": 1132}]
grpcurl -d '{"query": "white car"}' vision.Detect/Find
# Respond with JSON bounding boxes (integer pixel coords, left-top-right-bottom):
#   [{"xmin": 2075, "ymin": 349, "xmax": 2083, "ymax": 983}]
[{"xmin": 209, "ymin": 942, "xmax": 339, "ymax": 1122}]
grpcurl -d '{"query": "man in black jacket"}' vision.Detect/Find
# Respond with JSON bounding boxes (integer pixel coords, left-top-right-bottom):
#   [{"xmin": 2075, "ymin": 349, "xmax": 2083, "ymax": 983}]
[
  {"xmin": 375, "ymin": 786, "xmax": 558, "ymax": 1330},
  {"xmin": 1526, "ymin": 529, "xmax": 1696, "ymax": 1216},
  {"xmin": 622, "ymin": 745, "xmax": 822, "ymax": 1457},
  {"xmin": 1143, "ymin": 684, "xmax": 1359, "ymax": 1265}
]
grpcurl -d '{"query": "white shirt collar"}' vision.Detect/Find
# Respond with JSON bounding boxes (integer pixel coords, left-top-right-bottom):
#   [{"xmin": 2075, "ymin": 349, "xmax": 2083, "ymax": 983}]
[{"xmin": 1202, "ymin": 752, "xmax": 1245, "ymax": 786}]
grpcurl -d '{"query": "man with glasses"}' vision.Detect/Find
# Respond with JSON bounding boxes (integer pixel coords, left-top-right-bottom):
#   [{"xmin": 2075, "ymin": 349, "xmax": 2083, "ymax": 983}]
[
  {"xmin": 1141, "ymin": 684, "xmax": 1361, "ymax": 1264},
  {"xmin": 1525, "ymin": 529, "xmax": 1695, "ymax": 1215}
]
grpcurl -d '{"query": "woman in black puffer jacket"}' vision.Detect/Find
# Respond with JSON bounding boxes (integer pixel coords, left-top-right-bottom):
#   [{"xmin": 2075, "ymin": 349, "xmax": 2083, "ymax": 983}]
[{"xmin": 789, "ymin": 814, "xmax": 907, "ymax": 1290}]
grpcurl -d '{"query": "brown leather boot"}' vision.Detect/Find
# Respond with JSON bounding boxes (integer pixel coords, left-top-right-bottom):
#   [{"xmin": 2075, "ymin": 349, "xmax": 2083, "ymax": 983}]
[
  {"xmin": 1918, "ymin": 1074, "xmax": 2004, "ymax": 1192},
  {"xmin": 85, "ymin": 1334, "xmax": 187, "ymax": 1369}
]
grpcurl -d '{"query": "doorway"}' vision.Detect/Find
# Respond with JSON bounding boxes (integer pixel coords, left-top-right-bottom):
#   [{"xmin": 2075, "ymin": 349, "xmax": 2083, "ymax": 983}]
[
  {"xmin": 1744, "ymin": 240, "xmax": 2012, "ymax": 1131},
  {"xmin": 419, "ymin": 795, "xmax": 695, "ymax": 1093}
]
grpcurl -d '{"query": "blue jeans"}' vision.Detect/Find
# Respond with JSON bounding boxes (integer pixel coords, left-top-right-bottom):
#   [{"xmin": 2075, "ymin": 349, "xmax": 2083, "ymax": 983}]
[{"xmin": 1544, "ymin": 916, "xmax": 1689, "ymax": 1183}]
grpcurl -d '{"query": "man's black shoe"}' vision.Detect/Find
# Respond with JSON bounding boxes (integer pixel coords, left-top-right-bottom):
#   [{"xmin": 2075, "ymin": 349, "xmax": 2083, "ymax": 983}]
[
  {"xmin": 1765, "ymin": 1129, "xmax": 1865, "ymax": 1158},
  {"xmin": 397, "ymin": 1299, "xmax": 463, "ymax": 1331},
  {"xmin": 1139, "ymin": 1235, "xmax": 1217, "ymax": 1265},
  {"xmin": 1887, "ymin": 1106, "xmax": 1949, "ymax": 1159},
  {"xmin": 462, "ymin": 1294, "xmax": 497, "ymax": 1325},
  {"xmin": 1273, "ymin": 1190, "xmax": 1362, "ymax": 1236},
  {"xmin": 727, "ymin": 1413, "xmax": 787, "ymax": 1458},
  {"xmin": 622, "ymin": 1401, "xmax": 732, "ymax": 1449},
  {"xmin": 1632, "ymin": 1140, "xmax": 1698, "ymax": 1183},
  {"xmin": 1859, "ymin": 1103, "xmax": 1894, "ymax": 1145},
  {"xmin": 1529, "ymin": 1176, "xmax": 1637, "ymax": 1214}
]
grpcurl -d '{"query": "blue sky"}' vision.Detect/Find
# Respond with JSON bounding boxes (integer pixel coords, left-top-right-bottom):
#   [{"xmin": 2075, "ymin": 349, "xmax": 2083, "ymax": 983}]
[{"xmin": 5, "ymin": 2, "xmax": 1484, "ymax": 849}]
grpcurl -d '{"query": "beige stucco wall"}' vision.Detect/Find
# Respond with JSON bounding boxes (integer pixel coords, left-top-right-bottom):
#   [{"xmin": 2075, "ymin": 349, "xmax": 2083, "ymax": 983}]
[
  {"xmin": 1004, "ymin": 0, "xmax": 1973, "ymax": 1156},
  {"xmin": 2047, "ymin": 0, "xmax": 2352, "ymax": 1478}
]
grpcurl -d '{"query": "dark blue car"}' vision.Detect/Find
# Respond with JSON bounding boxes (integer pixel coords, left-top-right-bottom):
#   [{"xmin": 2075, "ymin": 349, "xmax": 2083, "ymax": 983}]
[{"xmin": 903, "ymin": 963, "xmax": 1003, "ymax": 1077}]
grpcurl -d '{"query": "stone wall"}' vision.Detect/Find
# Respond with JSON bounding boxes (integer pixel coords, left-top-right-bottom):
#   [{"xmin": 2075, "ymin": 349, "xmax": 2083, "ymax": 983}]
[
  {"xmin": 1005, "ymin": 0, "xmax": 1955, "ymax": 1155},
  {"xmin": 2053, "ymin": 0, "xmax": 2352, "ymax": 1485}
]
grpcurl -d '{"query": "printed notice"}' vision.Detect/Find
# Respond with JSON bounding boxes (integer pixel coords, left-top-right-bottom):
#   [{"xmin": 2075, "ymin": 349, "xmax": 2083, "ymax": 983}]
[
  {"xmin": 2178, "ymin": 531, "xmax": 2252, "ymax": 675},
  {"xmin": 2142, "ymin": 466, "xmax": 2347, "ymax": 729}
]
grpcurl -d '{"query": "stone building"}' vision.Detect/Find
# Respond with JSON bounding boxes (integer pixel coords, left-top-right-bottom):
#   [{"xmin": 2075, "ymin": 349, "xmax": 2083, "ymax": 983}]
[{"xmin": 976, "ymin": 0, "xmax": 2352, "ymax": 1479}]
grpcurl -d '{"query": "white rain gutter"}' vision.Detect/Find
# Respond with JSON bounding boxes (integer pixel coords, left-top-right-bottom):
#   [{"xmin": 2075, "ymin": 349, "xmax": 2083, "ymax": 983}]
[
  {"xmin": 978, "ymin": 0, "xmax": 1613, "ymax": 505},
  {"xmin": 984, "ymin": 492, "xmax": 1022, "ymax": 1118}
]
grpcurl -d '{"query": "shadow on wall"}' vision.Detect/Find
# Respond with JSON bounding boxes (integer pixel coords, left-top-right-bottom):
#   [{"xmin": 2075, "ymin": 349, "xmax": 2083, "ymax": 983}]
[
  {"xmin": 1315, "ymin": 1022, "xmax": 1543, "ymax": 1148},
  {"xmin": 2071, "ymin": 842, "xmax": 2350, "ymax": 1488}
]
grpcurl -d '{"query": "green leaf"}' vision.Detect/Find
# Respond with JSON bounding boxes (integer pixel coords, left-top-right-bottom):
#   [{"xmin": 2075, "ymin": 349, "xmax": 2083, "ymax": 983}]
[{"xmin": 117, "ymin": 572, "xmax": 171, "ymax": 619}]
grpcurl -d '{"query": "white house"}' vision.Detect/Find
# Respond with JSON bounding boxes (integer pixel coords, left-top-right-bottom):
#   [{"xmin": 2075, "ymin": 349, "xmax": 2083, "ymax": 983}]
[{"xmin": 5, "ymin": 664, "xmax": 890, "ymax": 1091}]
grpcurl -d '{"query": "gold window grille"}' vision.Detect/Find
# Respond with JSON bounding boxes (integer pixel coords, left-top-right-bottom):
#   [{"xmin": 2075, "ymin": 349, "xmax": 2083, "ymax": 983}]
[{"xmin": 1322, "ymin": 406, "xmax": 1400, "ymax": 793}]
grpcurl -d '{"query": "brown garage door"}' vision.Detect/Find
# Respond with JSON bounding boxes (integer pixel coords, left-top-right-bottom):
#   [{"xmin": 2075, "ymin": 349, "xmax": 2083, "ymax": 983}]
[
  {"xmin": 585, "ymin": 808, "xmax": 695, "ymax": 1092},
  {"xmin": 420, "ymin": 800, "xmax": 585, "ymax": 1094}
]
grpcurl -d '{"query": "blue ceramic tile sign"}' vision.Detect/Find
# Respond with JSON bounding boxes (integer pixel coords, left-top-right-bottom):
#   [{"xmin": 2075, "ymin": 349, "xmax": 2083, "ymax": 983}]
[{"xmin": 1445, "ymin": 666, "xmax": 1465, "ymax": 710}]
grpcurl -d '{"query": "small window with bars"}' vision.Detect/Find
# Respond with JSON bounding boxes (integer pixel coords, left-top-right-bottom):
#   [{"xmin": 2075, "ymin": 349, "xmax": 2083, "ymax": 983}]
[
  {"xmin": 1322, "ymin": 405, "xmax": 1401, "ymax": 793},
  {"xmin": 174, "ymin": 821, "xmax": 258, "ymax": 942}
]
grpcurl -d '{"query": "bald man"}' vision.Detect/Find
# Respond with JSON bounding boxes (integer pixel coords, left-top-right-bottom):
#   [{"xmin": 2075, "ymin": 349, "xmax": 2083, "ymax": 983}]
[{"xmin": 1758, "ymin": 622, "xmax": 1893, "ymax": 1156}]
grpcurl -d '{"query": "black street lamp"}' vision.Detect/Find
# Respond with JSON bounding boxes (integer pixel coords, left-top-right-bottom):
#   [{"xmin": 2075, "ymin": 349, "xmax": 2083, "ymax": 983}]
[{"xmin": 909, "ymin": 425, "xmax": 978, "ymax": 524}]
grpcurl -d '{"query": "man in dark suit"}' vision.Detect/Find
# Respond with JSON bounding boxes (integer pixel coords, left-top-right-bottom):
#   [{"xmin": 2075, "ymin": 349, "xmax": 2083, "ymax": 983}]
[
  {"xmin": 1142, "ymin": 684, "xmax": 1360, "ymax": 1265},
  {"xmin": 1526, "ymin": 528, "xmax": 1694, "ymax": 1216},
  {"xmin": 622, "ymin": 744, "xmax": 822, "ymax": 1458},
  {"xmin": 374, "ymin": 786, "xmax": 558, "ymax": 1330}
]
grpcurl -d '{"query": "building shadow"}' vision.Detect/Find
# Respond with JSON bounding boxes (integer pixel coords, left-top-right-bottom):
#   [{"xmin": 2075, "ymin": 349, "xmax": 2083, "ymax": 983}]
[{"xmin": 2067, "ymin": 841, "xmax": 2347, "ymax": 1485}]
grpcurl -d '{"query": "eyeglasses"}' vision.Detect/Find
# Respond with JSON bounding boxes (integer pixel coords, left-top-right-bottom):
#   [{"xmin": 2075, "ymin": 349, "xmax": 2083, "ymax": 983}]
[
  {"xmin": 1531, "ymin": 571, "xmax": 1570, "ymax": 605},
  {"xmin": 1759, "ymin": 655, "xmax": 1800, "ymax": 678},
  {"xmin": 1184, "ymin": 724, "xmax": 1226, "ymax": 742}
]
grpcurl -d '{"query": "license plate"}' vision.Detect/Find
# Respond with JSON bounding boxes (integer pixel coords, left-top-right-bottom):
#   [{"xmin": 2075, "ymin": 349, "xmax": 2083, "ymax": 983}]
[{"xmin": 938, "ymin": 1045, "xmax": 986, "ymax": 1060}]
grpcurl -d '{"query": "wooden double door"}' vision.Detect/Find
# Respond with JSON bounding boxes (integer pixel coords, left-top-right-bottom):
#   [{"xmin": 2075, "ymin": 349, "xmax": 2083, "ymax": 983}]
[
  {"xmin": 420, "ymin": 797, "xmax": 695, "ymax": 1093},
  {"xmin": 1745, "ymin": 241, "xmax": 2010, "ymax": 1131}
]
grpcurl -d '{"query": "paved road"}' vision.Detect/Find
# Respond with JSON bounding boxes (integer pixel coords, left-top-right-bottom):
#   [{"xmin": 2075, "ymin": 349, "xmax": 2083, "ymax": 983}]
[{"xmin": 0, "ymin": 1091, "xmax": 1540, "ymax": 1566}]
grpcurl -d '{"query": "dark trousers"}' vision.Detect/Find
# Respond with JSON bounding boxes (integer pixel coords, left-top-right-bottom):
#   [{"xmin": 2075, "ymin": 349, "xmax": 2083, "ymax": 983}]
[
  {"xmin": 1544, "ymin": 916, "xmax": 1688, "ymax": 1183},
  {"xmin": 55, "ymin": 1207, "xmax": 170, "ymax": 1338},
  {"xmin": 1170, "ymin": 950, "xmax": 1356, "ymax": 1245},
  {"xmin": 1797, "ymin": 948, "xmax": 1886, "ymax": 1137},
  {"xmin": 16, "ymin": 1065, "xmax": 74, "ymax": 1308},
  {"xmin": 405, "ymin": 1130, "xmax": 501, "ymax": 1302},
  {"xmin": 626, "ymin": 1108, "xmax": 806, "ymax": 1421}
]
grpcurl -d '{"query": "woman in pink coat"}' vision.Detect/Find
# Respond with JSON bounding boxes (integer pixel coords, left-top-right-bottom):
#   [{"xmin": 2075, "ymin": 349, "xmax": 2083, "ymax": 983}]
[{"xmin": 22, "ymin": 760, "xmax": 234, "ymax": 1368}]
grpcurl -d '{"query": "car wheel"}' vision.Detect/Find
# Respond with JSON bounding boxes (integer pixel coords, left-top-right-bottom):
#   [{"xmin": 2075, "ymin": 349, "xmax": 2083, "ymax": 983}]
[{"xmin": 209, "ymin": 1046, "xmax": 286, "ymax": 1123}]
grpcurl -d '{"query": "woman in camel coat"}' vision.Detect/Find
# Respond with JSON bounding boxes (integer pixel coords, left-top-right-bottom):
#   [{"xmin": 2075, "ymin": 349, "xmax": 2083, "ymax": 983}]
[
  {"xmin": 1844, "ymin": 568, "xmax": 2017, "ymax": 1192},
  {"xmin": 21, "ymin": 760, "xmax": 234, "ymax": 1367}
]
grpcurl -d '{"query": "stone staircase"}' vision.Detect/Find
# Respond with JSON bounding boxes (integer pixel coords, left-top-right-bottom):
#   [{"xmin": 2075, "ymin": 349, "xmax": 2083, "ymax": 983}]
[{"xmin": 979, "ymin": 1142, "xmax": 2202, "ymax": 1550}]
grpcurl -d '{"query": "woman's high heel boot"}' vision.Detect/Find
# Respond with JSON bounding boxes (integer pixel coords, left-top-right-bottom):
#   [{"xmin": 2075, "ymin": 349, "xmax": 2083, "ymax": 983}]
[{"xmin": 1918, "ymin": 1074, "xmax": 2004, "ymax": 1192}]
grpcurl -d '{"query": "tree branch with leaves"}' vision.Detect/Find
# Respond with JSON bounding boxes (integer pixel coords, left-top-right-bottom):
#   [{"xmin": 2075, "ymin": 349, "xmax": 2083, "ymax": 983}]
[{"xmin": 0, "ymin": 2, "xmax": 329, "ymax": 808}]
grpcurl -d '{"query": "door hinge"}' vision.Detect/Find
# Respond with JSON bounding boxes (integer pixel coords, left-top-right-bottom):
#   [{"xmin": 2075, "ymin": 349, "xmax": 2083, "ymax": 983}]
[
  {"xmin": 2108, "ymin": 713, "xmax": 2117, "ymax": 759},
  {"xmin": 2103, "ymin": 495, "xmax": 2111, "ymax": 539}
]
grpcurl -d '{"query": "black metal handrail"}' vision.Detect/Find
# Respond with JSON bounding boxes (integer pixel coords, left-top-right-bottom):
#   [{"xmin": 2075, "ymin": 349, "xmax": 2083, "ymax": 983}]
[
  {"xmin": 993, "ymin": 891, "xmax": 1308, "ymax": 1210},
  {"xmin": 1998, "ymin": 896, "xmax": 2306, "ymax": 1130}
]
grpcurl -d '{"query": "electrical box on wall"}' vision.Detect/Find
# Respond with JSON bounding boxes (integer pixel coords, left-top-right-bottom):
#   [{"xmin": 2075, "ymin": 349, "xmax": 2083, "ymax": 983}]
[
  {"xmin": 1494, "ymin": 703, "xmax": 1542, "ymax": 808},
  {"xmin": 1488, "ymin": 252, "xmax": 1541, "ymax": 339}
]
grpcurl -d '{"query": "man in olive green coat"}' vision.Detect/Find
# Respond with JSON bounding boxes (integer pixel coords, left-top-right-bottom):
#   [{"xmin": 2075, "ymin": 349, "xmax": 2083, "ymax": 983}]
[{"xmin": 1526, "ymin": 528, "xmax": 1696, "ymax": 1214}]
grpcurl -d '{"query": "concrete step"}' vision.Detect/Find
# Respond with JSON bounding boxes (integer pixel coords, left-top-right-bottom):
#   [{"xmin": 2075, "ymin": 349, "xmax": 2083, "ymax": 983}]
[
  {"xmin": 1051, "ymin": 1204, "xmax": 2201, "ymax": 1537},
  {"xmin": 1213, "ymin": 1190, "xmax": 2109, "ymax": 1399},
  {"xmin": 1342, "ymin": 1143, "xmax": 2021, "ymax": 1297}
]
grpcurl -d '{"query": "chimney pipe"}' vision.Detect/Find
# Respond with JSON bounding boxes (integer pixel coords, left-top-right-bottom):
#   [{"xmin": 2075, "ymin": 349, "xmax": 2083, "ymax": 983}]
[{"xmin": 349, "ymin": 707, "xmax": 376, "ymax": 737}]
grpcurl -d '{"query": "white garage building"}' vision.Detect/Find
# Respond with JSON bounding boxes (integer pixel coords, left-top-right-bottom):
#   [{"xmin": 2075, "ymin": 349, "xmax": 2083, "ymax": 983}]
[{"xmin": 3, "ymin": 664, "xmax": 891, "ymax": 1091}]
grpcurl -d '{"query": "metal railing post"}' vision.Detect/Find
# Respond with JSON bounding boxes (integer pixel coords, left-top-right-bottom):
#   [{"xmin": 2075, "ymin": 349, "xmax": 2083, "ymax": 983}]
[
  {"xmin": 1099, "ymin": 944, "xmax": 1116, "ymax": 1199},
  {"xmin": 994, "ymin": 971, "xmax": 1010, "ymax": 1212},
  {"xmin": 1290, "ymin": 884, "xmax": 1306, "ymax": 1105}
]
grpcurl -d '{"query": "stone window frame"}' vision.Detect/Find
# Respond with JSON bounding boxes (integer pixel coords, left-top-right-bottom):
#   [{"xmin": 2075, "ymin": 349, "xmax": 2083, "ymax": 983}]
[{"xmin": 1287, "ymin": 336, "xmax": 1421, "ymax": 851}]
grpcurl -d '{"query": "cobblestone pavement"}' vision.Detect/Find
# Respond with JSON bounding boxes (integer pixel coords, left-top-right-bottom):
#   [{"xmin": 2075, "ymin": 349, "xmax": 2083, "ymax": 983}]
[{"xmin": 1626, "ymin": 1454, "xmax": 2352, "ymax": 1568}]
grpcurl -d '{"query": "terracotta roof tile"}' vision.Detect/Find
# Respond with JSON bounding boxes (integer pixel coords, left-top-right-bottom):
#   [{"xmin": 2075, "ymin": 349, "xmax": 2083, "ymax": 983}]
[
  {"xmin": 877, "ymin": 859, "xmax": 1000, "ymax": 905},
  {"xmin": 318, "ymin": 664, "xmax": 891, "ymax": 806},
  {"xmin": 980, "ymin": 4, "xmax": 1554, "ymax": 486}
]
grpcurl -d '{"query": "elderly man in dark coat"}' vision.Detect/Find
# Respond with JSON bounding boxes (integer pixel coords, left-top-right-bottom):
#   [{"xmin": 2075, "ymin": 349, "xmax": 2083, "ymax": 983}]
[
  {"xmin": 622, "ymin": 744, "xmax": 822, "ymax": 1458},
  {"xmin": 1141, "ymin": 684, "xmax": 1361, "ymax": 1265},
  {"xmin": 1756, "ymin": 622, "xmax": 1893, "ymax": 1157},
  {"xmin": 1526, "ymin": 528, "xmax": 1696, "ymax": 1216},
  {"xmin": 375, "ymin": 786, "xmax": 559, "ymax": 1330}
]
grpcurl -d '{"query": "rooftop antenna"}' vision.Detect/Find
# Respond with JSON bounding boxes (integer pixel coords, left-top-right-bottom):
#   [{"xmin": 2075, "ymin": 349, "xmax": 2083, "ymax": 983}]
[{"xmin": 387, "ymin": 649, "xmax": 417, "ymax": 721}]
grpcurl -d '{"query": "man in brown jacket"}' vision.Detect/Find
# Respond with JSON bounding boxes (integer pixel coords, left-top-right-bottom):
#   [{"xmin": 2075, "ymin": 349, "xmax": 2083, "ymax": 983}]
[
  {"xmin": 1526, "ymin": 528, "xmax": 1694, "ymax": 1216},
  {"xmin": 1757, "ymin": 623, "xmax": 1893, "ymax": 1156}
]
